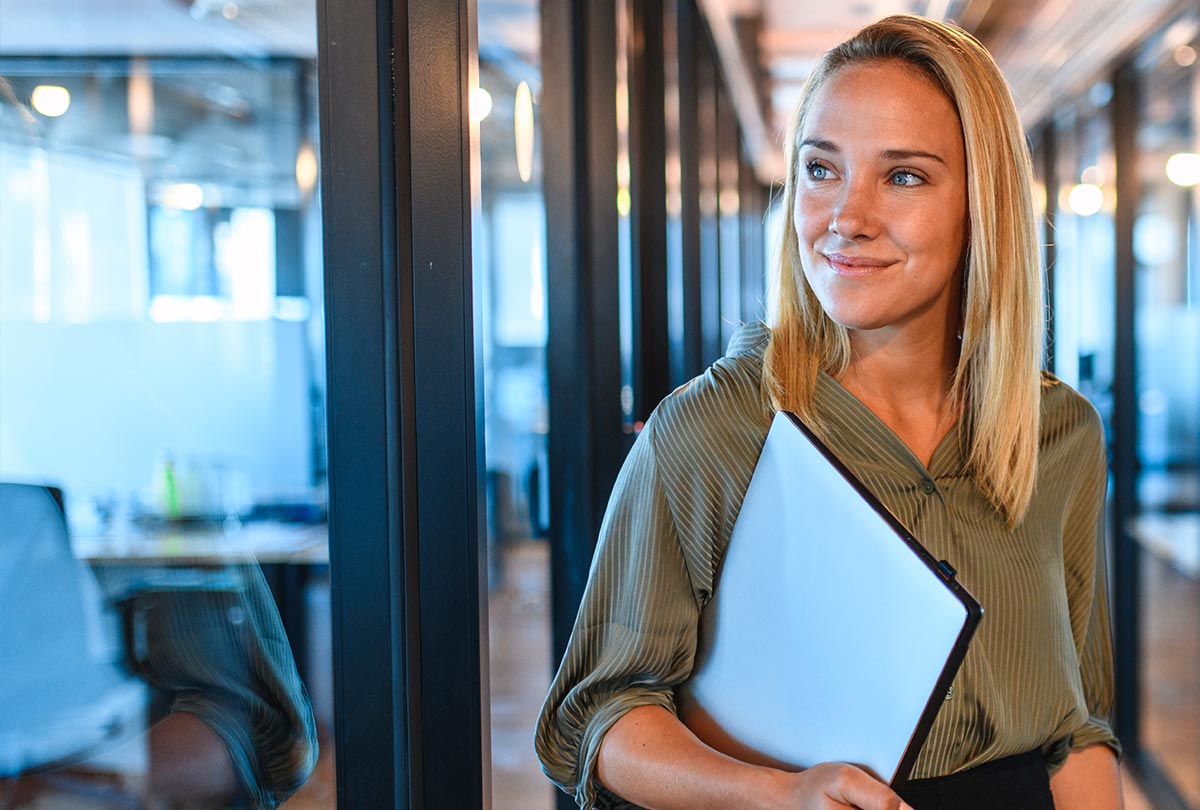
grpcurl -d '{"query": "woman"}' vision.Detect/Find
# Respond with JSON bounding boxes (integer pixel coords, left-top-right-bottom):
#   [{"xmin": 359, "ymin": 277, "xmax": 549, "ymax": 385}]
[{"xmin": 535, "ymin": 14, "xmax": 1122, "ymax": 810}]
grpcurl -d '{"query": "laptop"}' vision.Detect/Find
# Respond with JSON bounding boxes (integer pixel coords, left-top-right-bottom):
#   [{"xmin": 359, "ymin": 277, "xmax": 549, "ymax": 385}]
[{"xmin": 676, "ymin": 411, "xmax": 982, "ymax": 788}]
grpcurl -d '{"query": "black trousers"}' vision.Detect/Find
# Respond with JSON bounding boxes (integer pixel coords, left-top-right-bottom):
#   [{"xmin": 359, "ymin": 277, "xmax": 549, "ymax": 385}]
[{"xmin": 898, "ymin": 750, "xmax": 1055, "ymax": 810}]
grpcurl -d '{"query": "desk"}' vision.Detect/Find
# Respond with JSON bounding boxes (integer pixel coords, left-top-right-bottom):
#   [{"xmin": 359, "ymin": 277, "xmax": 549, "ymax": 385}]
[
  {"xmin": 73, "ymin": 521, "xmax": 329, "ymax": 695},
  {"xmin": 72, "ymin": 521, "xmax": 328, "ymax": 566}
]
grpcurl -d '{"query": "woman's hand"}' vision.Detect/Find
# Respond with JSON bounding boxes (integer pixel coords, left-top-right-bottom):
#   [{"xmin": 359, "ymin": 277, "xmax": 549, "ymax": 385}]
[
  {"xmin": 763, "ymin": 763, "xmax": 913, "ymax": 810},
  {"xmin": 597, "ymin": 705, "xmax": 913, "ymax": 810}
]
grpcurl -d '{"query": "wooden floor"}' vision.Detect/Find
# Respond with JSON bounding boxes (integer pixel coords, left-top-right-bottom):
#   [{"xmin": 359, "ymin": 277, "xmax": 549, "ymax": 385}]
[{"xmin": 1138, "ymin": 550, "xmax": 1200, "ymax": 808}]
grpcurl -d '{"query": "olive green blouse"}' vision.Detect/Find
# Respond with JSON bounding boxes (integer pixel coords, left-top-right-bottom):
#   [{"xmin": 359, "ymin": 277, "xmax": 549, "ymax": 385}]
[{"xmin": 534, "ymin": 322, "xmax": 1119, "ymax": 810}]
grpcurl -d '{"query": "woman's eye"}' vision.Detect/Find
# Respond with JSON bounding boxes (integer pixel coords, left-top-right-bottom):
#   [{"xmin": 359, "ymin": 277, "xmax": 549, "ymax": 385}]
[
  {"xmin": 890, "ymin": 170, "xmax": 924, "ymax": 187},
  {"xmin": 806, "ymin": 161, "xmax": 831, "ymax": 181}
]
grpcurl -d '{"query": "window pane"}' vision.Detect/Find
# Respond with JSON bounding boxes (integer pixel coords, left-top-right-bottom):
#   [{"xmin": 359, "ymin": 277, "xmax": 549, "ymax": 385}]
[{"xmin": 0, "ymin": 4, "xmax": 333, "ymax": 807}]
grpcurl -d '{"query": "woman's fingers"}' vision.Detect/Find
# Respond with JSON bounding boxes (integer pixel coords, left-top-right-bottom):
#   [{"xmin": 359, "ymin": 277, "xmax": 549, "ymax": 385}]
[
  {"xmin": 770, "ymin": 762, "xmax": 912, "ymax": 809},
  {"xmin": 792, "ymin": 762, "xmax": 910, "ymax": 810},
  {"xmin": 823, "ymin": 764, "xmax": 911, "ymax": 810}
]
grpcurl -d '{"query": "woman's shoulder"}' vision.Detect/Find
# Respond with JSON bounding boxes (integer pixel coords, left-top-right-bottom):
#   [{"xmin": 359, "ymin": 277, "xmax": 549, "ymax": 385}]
[
  {"xmin": 643, "ymin": 322, "xmax": 774, "ymax": 485},
  {"xmin": 652, "ymin": 322, "xmax": 773, "ymax": 439},
  {"xmin": 1037, "ymin": 371, "xmax": 1105, "ymax": 458}
]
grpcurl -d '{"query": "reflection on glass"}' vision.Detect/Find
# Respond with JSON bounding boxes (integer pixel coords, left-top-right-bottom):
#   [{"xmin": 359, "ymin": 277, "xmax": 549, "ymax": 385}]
[
  {"xmin": 474, "ymin": 2, "xmax": 552, "ymax": 808},
  {"xmin": 0, "ymin": 2, "xmax": 331, "ymax": 806},
  {"xmin": 1051, "ymin": 103, "xmax": 1116, "ymax": 434},
  {"xmin": 1131, "ymin": 17, "xmax": 1200, "ymax": 804}
]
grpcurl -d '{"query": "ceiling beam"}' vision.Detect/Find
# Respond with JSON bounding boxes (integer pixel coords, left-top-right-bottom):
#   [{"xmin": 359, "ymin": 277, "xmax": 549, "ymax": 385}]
[{"xmin": 695, "ymin": 0, "xmax": 785, "ymax": 184}]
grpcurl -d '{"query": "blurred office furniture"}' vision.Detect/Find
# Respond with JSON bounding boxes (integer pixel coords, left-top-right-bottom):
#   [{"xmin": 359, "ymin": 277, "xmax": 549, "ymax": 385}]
[
  {"xmin": 75, "ymin": 520, "xmax": 328, "ymax": 696},
  {"xmin": 0, "ymin": 482, "xmax": 146, "ymax": 778}
]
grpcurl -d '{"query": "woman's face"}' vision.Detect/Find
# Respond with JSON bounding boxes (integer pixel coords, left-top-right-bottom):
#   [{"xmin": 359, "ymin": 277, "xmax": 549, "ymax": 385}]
[{"xmin": 792, "ymin": 59, "xmax": 968, "ymax": 341}]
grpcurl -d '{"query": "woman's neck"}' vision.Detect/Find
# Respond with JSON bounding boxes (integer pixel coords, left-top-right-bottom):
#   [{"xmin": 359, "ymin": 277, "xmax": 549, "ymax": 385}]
[{"xmin": 838, "ymin": 326, "xmax": 962, "ymax": 466}]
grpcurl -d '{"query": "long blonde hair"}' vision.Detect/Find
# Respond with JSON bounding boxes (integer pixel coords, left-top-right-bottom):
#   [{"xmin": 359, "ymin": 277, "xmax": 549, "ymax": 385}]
[{"xmin": 764, "ymin": 14, "xmax": 1044, "ymax": 525}]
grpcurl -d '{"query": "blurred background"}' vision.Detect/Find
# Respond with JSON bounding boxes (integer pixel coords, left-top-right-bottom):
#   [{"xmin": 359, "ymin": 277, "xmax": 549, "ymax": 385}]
[{"xmin": 0, "ymin": 0, "xmax": 1196, "ymax": 808}]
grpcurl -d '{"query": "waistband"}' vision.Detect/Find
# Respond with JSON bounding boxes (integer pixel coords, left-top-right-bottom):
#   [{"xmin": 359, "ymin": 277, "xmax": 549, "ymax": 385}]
[{"xmin": 899, "ymin": 750, "xmax": 1053, "ymax": 810}]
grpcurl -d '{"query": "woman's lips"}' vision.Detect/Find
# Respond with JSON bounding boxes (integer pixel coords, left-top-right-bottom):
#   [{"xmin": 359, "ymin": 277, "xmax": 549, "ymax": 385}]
[{"xmin": 822, "ymin": 253, "xmax": 896, "ymax": 277}]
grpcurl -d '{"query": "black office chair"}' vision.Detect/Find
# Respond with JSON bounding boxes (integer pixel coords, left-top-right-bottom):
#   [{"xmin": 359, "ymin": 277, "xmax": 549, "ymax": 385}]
[{"xmin": 0, "ymin": 482, "xmax": 146, "ymax": 780}]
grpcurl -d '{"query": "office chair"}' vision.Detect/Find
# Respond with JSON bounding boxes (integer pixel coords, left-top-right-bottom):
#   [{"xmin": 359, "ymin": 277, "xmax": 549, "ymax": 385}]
[{"xmin": 0, "ymin": 482, "xmax": 147, "ymax": 779}]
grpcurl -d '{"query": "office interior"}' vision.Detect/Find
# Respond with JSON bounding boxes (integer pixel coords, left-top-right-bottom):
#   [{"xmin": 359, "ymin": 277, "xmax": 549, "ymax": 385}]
[{"xmin": 0, "ymin": 0, "xmax": 1195, "ymax": 808}]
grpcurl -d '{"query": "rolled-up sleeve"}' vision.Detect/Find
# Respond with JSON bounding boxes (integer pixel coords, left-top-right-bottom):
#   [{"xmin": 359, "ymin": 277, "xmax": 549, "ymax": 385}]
[
  {"xmin": 534, "ymin": 413, "xmax": 701, "ymax": 809},
  {"xmin": 1061, "ymin": 411, "xmax": 1120, "ymax": 759}
]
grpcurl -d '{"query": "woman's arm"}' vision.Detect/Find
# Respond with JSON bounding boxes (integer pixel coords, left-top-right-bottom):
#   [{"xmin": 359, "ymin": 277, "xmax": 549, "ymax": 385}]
[
  {"xmin": 597, "ymin": 705, "xmax": 911, "ymax": 810},
  {"xmin": 1048, "ymin": 744, "xmax": 1123, "ymax": 810}
]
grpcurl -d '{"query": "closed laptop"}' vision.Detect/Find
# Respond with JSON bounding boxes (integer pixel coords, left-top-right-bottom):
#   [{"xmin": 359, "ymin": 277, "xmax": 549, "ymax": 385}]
[{"xmin": 677, "ymin": 411, "xmax": 982, "ymax": 787}]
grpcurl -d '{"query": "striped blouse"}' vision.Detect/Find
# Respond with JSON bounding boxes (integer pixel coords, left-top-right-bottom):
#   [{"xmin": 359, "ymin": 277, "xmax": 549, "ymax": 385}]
[{"xmin": 534, "ymin": 321, "xmax": 1119, "ymax": 810}]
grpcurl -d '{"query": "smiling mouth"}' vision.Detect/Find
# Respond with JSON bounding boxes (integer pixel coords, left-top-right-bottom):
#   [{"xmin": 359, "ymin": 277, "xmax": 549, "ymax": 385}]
[{"xmin": 822, "ymin": 253, "xmax": 896, "ymax": 277}]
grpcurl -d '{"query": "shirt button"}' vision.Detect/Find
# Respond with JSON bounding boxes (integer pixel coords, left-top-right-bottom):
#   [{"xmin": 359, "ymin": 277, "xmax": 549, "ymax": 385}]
[
  {"xmin": 922, "ymin": 479, "xmax": 936, "ymax": 495},
  {"xmin": 945, "ymin": 686, "xmax": 955, "ymax": 701}
]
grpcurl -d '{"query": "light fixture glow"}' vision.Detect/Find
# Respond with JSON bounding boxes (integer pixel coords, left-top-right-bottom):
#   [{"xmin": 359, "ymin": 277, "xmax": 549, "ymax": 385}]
[
  {"xmin": 31, "ymin": 85, "xmax": 70, "ymax": 117},
  {"xmin": 514, "ymin": 81, "xmax": 534, "ymax": 183},
  {"xmin": 161, "ymin": 183, "xmax": 205, "ymax": 210},
  {"xmin": 296, "ymin": 142, "xmax": 319, "ymax": 194},
  {"xmin": 719, "ymin": 188, "xmax": 740, "ymax": 214},
  {"xmin": 1080, "ymin": 165, "xmax": 1106, "ymax": 186},
  {"xmin": 1166, "ymin": 152, "xmax": 1200, "ymax": 186},
  {"xmin": 616, "ymin": 187, "xmax": 631, "ymax": 217},
  {"xmin": 1067, "ymin": 183, "xmax": 1104, "ymax": 216},
  {"xmin": 128, "ymin": 61, "xmax": 154, "ymax": 136},
  {"xmin": 470, "ymin": 87, "xmax": 492, "ymax": 123}
]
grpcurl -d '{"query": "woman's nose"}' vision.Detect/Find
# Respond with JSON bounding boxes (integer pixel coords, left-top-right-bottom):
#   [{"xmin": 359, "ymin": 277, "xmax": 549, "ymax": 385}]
[{"xmin": 829, "ymin": 178, "xmax": 879, "ymax": 240}]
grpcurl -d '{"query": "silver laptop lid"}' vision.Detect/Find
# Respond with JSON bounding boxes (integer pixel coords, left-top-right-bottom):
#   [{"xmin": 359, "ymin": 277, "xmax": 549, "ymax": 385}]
[{"xmin": 677, "ymin": 411, "xmax": 981, "ymax": 786}]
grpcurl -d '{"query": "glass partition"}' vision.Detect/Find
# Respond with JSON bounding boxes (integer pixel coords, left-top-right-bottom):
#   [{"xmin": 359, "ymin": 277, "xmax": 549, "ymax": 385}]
[
  {"xmin": 1132, "ymin": 15, "xmax": 1200, "ymax": 804},
  {"xmin": 474, "ymin": 2, "xmax": 553, "ymax": 807},
  {"xmin": 0, "ymin": 3, "xmax": 332, "ymax": 807},
  {"xmin": 1051, "ymin": 94, "xmax": 1117, "ymax": 434}
]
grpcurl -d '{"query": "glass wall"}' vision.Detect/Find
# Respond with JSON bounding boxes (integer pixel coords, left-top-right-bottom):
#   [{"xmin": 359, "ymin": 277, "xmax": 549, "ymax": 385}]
[
  {"xmin": 473, "ymin": 2, "xmax": 552, "ymax": 808},
  {"xmin": 1050, "ymin": 90, "xmax": 1117, "ymax": 432},
  {"xmin": 1131, "ymin": 13, "xmax": 1200, "ymax": 804},
  {"xmin": 1044, "ymin": 13, "xmax": 1200, "ymax": 806},
  {"xmin": 0, "ymin": 3, "xmax": 332, "ymax": 807}
]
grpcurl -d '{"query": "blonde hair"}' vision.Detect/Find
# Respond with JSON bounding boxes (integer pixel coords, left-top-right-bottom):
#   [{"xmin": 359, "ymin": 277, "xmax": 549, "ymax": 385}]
[{"xmin": 764, "ymin": 14, "xmax": 1044, "ymax": 525}]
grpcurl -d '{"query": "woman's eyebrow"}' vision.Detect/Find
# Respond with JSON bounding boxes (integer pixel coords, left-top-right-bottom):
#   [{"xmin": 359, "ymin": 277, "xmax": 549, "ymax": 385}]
[
  {"xmin": 880, "ymin": 148, "xmax": 947, "ymax": 166},
  {"xmin": 799, "ymin": 138, "xmax": 947, "ymax": 167},
  {"xmin": 799, "ymin": 137, "xmax": 838, "ymax": 152}
]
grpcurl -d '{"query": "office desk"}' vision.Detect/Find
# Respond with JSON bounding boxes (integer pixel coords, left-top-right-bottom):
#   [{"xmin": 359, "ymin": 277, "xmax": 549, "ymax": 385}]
[
  {"xmin": 72, "ymin": 520, "xmax": 328, "ymax": 566},
  {"xmin": 73, "ymin": 521, "xmax": 329, "ymax": 689}
]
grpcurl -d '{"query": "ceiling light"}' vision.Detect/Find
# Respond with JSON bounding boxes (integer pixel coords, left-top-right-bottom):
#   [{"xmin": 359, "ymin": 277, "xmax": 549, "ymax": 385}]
[
  {"xmin": 1166, "ymin": 152, "xmax": 1200, "ymax": 186},
  {"xmin": 128, "ymin": 61, "xmax": 154, "ymax": 136},
  {"xmin": 1080, "ymin": 165, "xmax": 1105, "ymax": 186},
  {"xmin": 296, "ymin": 142, "xmax": 319, "ymax": 195},
  {"xmin": 1067, "ymin": 183, "xmax": 1104, "ymax": 217},
  {"xmin": 161, "ymin": 183, "xmax": 205, "ymax": 210},
  {"xmin": 31, "ymin": 85, "xmax": 70, "ymax": 117},
  {"xmin": 514, "ymin": 81, "xmax": 534, "ymax": 183},
  {"xmin": 470, "ymin": 87, "xmax": 492, "ymax": 123}
]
